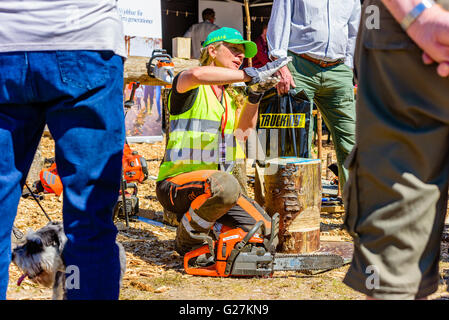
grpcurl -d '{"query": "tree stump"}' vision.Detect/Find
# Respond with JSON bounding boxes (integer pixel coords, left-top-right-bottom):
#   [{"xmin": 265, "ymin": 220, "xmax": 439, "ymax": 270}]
[
  {"xmin": 264, "ymin": 158, "xmax": 321, "ymax": 253},
  {"xmin": 254, "ymin": 163, "xmax": 265, "ymax": 208}
]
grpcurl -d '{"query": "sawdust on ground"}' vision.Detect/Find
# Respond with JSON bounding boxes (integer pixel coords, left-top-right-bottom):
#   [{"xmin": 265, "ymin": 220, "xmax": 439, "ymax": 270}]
[{"xmin": 6, "ymin": 136, "xmax": 449, "ymax": 300}]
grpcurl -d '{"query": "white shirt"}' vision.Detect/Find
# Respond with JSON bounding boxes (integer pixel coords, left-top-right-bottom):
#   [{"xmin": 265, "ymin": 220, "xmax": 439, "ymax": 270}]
[
  {"xmin": 267, "ymin": 0, "xmax": 361, "ymax": 68},
  {"xmin": 0, "ymin": 0, "xmax": 125, "ymax": 57},
  {"xmin": 184, "ymin": 21, "xmax": 220, "ymax": 59}
]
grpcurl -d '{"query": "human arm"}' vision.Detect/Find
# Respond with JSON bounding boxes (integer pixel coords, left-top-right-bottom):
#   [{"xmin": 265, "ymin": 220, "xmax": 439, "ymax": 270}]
[
  {"xmin": 176, "ymin": 66, "xmax": 251, "ymax": 93},
  {"xmin": 235, "ymin": 77, "xmax": 281, "ymax": 140},
  {"xmin": 266, "ymin": 0, "xmax": 296, "ymax": 95},
  {"xmin": 177, "ymin": 57, "xmax": 291, "ymax": 93},
  {"xmin": 382, "ymin": 0, "xmax": 449, "ymax": 77},
  {"xmin": 345, "ymin": 1, "xmax": 361, "ymax": 69}
]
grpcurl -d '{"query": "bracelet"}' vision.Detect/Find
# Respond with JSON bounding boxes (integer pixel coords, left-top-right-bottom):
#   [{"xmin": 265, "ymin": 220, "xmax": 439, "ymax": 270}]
[{"xmin": 400, "ymin": 0, "xmax": 435, "ymax": 31}]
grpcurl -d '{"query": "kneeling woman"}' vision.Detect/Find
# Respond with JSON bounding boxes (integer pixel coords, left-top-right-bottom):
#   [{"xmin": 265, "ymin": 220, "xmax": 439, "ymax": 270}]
[{"xmin": 156, "ymin": 27, "xmax": 289, "ymax": 255}]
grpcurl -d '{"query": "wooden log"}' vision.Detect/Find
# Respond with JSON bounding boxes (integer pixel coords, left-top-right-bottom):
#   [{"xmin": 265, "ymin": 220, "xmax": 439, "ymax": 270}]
[
  {"xmin": 264, "ymin": 158, "xmax": 322, "ymax": 253},
  {"xmin": 326, "ymin": 152, "xmax": 333, "ymax": 180},
  {"xmin": 124, "ymin": 56, "xmax": 200, "ymax": 86},
  {"xmin": 317, "ymin": 111, "xmax": 323, "ymax": 161},
  {"xmin": 254, "ymin": 163, "xmax": 265, "ymax": 207}
]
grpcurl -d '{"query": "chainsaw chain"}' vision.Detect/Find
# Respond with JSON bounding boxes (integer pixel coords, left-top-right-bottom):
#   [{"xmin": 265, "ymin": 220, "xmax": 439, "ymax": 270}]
[{"xmin": 272, "ymin": 253, "xmax": 344, "ymax": 271}]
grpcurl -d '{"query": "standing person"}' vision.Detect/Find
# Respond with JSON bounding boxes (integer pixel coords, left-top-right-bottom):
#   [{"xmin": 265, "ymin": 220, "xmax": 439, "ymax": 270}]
[
  {"xmin": 148, "ymin": 86, "xmax": 162, "ymax": 121},
  {"xmin": 343, "ymin": 0, "xmax": 449, "ymax": 300},
  {"xmin": 156, "ymin": 27, "xmax": 290, "ymax": 257},
  {"xmin": 184, "ymin": 8, "xmax": 220, "ymax": 59},
  {"xmin": 267, "ymin": 0, "xmax": 361, "ymax": 188},
  {"xmin": 252, "ymin": 22, "xmax": 270, "ymax": 69},
  {"xmin": 135, "ymin": 85, "xmax": 144, "ymax": 111},
  {"xmin": 0, "ymin": 1, "xmax": 126, "ymax": 300}
]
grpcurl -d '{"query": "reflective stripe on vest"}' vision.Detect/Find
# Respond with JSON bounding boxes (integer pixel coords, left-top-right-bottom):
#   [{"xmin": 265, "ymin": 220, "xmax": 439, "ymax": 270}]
[
  {"xmin": 182, "ymin": 207, "xmax": 214, "ymax": 232},
  {"xmin": 170, "ymin": 118, "xmax": 221, "ymax": 134},
  {"xmin": 157, "ymin": 85, "xmax": 241, "ymax": 181}
]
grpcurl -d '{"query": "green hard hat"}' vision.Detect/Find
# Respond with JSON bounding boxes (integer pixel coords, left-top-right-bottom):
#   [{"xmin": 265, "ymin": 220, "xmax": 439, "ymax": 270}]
[{"xmin": 202, "ymin": 27, "xmax": 257, "ymax": 58}]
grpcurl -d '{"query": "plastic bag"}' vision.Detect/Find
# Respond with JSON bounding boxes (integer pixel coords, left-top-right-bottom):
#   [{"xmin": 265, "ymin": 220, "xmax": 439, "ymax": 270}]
[{"xmin": 257, "ymin": 89, "xmax": 311, "ymax": 159}]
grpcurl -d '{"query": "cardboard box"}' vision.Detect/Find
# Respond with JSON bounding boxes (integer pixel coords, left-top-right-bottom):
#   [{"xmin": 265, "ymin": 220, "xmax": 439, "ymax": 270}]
[{"xmin": 172, "ymin": 37, "xmax": 191, "ymax": 59}]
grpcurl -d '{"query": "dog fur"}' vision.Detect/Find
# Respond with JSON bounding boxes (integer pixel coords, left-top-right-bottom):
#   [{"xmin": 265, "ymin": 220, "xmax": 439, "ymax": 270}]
[{"xmin": 11, "ymin": 221, "xmax": 126, "ymax": 300}]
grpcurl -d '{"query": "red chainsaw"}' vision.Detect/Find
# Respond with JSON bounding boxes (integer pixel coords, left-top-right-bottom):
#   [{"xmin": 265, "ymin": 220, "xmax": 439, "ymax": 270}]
[{"xmin": 184, "ymin": 213, "xmax": 344, "ymax": 277}]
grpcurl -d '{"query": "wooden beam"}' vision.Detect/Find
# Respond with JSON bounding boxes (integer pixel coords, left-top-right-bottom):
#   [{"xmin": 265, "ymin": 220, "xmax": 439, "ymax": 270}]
[
  {"xmin": 244, "ymin": 0, "xmax": 252, "ymax": 67},
  {"xmin": 124, "ymin": 56, "xmax": 200, "ymax": 85}
]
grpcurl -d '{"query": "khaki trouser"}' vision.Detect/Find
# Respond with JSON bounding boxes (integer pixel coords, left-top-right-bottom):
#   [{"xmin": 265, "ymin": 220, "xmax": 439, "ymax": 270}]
[
  {"xmin": 287, "ymin": 52, "xmax": 356, "ymax": 188},
  {"xmin": 343, "ymin": 0, "xmax": 449, "ymax": 299}
]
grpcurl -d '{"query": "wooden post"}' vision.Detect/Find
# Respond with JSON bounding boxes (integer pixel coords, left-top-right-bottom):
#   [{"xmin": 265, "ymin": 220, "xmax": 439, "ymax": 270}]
[
  {"xmin": 244, "ymin": 0, "xmax": 252, "ymax": 67},
  {"xmin": 317, "ymin": 111, "xmax": 323, "ymax": 161},
  {"xmin": 264, "ymin": 158, "xmax": 322, "ymax": 253},
  {"xmin": 326, "ymin": 152, "xmax": 332, "ymax": 180},
  {"xmin": 254, "ymin": 163, "xmax": 265, "ymax": 207}
]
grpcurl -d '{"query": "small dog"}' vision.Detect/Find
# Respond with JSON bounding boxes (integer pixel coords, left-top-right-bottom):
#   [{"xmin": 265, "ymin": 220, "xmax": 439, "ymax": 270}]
[{"xmin": 11, "ymin": 221, "xmax": 126, "ymax": 300}]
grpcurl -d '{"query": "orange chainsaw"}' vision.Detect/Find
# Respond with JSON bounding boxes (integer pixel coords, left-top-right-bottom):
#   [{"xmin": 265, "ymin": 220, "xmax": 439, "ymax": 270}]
[
  {"xmin": 146, "ymin": 49, "xmax": 174, "ymax": 85},
  {"xmin": 184, "ymin": 214, "xmax": 344, "ymax": 277}
]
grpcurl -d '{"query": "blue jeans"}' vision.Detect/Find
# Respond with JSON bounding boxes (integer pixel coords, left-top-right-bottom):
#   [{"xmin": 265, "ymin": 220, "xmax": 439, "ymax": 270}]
[{"xmin": 0, "ymin": 51, "xmax": 125, "ymax": 300}]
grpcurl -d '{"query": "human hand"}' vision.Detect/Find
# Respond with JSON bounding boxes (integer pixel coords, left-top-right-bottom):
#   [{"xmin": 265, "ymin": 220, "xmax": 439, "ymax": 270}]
[
  {"xmin": 243, "ymin": 56, "xmax": 292, "ymax": 86},
  {"xmin": 407, "ymin": 4, "xmax": 449, "ymax": 77},
  {"xmin": 422, "ymin": 52, "xmax": 449, "ymax": 77},
  {"xmin": 275, "ymin": 65, "xmax": 296, "ymax": 95}
]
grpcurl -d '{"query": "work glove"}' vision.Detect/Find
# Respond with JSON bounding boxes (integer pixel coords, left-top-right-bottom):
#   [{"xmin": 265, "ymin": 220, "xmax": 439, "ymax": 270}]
[
  {"xmin": 246, "ymin": 76, "xmax": 281, "ymax": 104},
  {"xmin": 243, "ymin": 56, "xmax": 292, "ymax": 86},
  {"xmin": 244, "ymin": 56, "xmax": 292, "ymax": 104}
]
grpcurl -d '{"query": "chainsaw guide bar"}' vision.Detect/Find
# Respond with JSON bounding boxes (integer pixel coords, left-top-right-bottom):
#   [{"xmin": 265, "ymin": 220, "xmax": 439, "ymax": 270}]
[{"xmin": 272, "ymin": 253, "xmax": 344, "ymax": 271}]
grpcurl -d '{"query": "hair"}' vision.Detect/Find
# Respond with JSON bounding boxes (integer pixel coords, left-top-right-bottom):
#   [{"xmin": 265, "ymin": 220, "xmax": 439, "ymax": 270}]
[
  {"xmin": 262, "ymin": 21, "xmax": 269, "ymax": 30},
  {"xmin": 202, "ymin": 8, "xmax": 215, "ymax": 21},
  {"xmin": 199, "ymin": 42, "xmax": 247, "ymax": 116}
]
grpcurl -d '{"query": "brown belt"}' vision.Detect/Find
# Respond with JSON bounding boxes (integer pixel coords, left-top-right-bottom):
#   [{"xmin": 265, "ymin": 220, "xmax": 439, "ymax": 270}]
[{"xmin": 299, "ymin": 54, "xmax": 344, "ymax": 68}]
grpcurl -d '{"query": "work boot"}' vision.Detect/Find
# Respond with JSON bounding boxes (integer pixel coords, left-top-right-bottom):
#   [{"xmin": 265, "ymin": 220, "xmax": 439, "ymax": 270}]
[{"xmin": 174, "ymin": 222, "xmax": 205, "ymax": 256}]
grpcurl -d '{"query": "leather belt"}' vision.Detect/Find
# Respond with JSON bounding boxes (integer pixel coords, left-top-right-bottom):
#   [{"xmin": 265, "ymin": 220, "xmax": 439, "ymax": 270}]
[{"xmin": 299, "ymin": 54, "xmax": 344, "ymax": 68}]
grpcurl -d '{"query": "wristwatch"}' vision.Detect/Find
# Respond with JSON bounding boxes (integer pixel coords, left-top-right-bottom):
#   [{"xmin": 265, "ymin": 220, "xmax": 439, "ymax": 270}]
[{"xmin": 400, "ymin": 0, "xmax": 436, "ymax": 30}]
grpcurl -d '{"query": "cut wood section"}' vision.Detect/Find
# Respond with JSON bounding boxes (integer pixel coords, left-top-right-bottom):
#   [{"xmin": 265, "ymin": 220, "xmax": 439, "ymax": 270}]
[
  {"xmin": 124, "ymin": 56, "xmax": 200, "ymax": 86},
  {"xmin": 321, "ymin": 205, "xmax": 345, "ymax": 213},
  {"xmin": 264, "ymin": 158, "xmax": 322, "ymax": 253}
]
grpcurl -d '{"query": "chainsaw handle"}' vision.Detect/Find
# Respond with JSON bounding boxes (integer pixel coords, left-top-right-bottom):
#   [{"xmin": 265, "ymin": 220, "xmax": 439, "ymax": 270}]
[
  {"xmin": 147, "ymin": 54, "xmax": 173, "ymax": 75},
  {"xmin": 124, "ymin": 82, "xmax": 140, "ymax": 110},
  {"xmin": 184, "ymin": 245, "xmax": 219, "ymax": 277},
  {"xmin": 237, "ymin": 220, "xmax": 264, "ymax": 251}
]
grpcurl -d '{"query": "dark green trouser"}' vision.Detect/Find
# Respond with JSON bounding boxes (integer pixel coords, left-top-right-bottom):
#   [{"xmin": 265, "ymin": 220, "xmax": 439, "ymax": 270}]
[
  {"xmin": 343, "ymin": 0, "xmax": 449, "ymax": 299},
  {"xmin": 287, "ymin": 52, "xmax": 356, "ymax": 188}
]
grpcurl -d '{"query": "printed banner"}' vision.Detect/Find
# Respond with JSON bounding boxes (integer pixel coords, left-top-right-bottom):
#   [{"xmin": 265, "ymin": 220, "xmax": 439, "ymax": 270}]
[
  {"xmin": 117, "ymin": 0, "xmax": 162, "ymax": 39},
  {"xmin": 124, "ymin": 84, "xmax": 163, "ymax": 143},
  {"xmin": 118, "ymin": 0, "xmax": 164, "ymax": 142},
  {"xmin": 259, "ymin": 113, "xmax": 306, "ymax": 129}
]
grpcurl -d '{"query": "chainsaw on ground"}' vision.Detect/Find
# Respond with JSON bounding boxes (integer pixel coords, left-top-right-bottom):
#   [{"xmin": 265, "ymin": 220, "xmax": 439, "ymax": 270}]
[
  {"xmin": 146, "ymin": 49, "xmax": 175, "ymax": 84},
  {"xmin": 113, "ymin": 181, "xmax": 139, "ymax": 222},
  {"xmin": 184, "ymin": 213, "xmax": 344, "ymax": 277},
  {"xmin": 117, "ymin": 81, "xmax": 149, "ymax": 225}
]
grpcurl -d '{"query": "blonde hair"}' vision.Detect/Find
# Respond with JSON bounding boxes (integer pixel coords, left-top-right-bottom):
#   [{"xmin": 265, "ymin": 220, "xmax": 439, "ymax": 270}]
[{"xmin": 199, "ymin": 42, "xmax": 247, "ymax": 115}]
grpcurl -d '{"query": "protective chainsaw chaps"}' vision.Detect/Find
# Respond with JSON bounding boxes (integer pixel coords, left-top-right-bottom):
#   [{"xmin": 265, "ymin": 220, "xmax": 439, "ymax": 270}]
[{"xmin": 39, "ymin": 163, "xmax": 63, "ymax": 196}]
